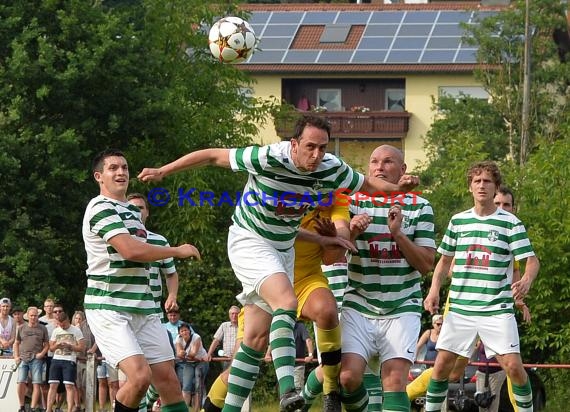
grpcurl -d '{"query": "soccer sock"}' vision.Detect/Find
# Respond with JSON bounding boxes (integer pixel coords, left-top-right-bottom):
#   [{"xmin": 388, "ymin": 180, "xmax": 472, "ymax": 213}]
[
  {"xmin": 340, "ymin": 383, "xmax": 369, "ymax": 412},
  {"xmin": 270, "ymin": 308, "xmax": 297, "ymax": 396},
  {"xmin": 406, "ymin": 367, "xmax": 433, "ymax": 400},
  {"xmin": 160, "ymin": 400, "xmax": 188, "ymax": 412},
  {"xmin": 301, "ymin": 368, "xmax": 323, "ymax": 409},
  {"xmin": 114, "ymin": 400, "xmax": 139, "ymax": 412},
  {"xmin": 143, "ymin": 384, "xmax": 159, "ymax": 410},
  {"xmin": 382, "ymin": 391, "xmax": 410, "ymax": 412},
  {"xmin": 363, "ymin": 371, "xmax": 382, "ymax": 411},
  {"xmin": 512, "ymin": 379, "xmax": 533, "ymax": 412},
  {"xmin": 316, "ymin": 325, "xmax": 341, "ymax": 394},
  {"xmin": 206, "ymin": 374, "xmax": 229, "ymax": 410},
  {"xmin": 202, "ymin": 397, "xmax": 222, "ymax": 412},
  {"xmin": 222, "ymin": 343, "xmax": 263, "ymax": 412},
  {"xmin": 425, "ymin": 378, "xmax": 449, "ymax": 411},
  {"xmin": 507, "ymin": 376, "xmax": 519, "ymax": 412}
]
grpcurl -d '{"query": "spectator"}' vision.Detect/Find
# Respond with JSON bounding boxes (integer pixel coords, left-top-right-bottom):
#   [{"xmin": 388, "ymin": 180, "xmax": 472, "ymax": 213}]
[
  {"xmin": 72, "ymin": 310, "xmax": 95, "ymax": 412},
  {"xmin": 164, "ymin": 308, "xmax": 187, "ymax": 387},
  {"xmin": 207, "ymin": 306, "xmax": 240, "ymax": 369},
  {"xmin": 0, "ymin": 296, "xmax": 16, "ymax": 355},
  {"xmin": 293, "ymin": 321, "xmax": 313, "ymax": 392},
  {"xmin": 475, "ymin": 342, "xmax": 505, "ymax": 412},
  {"xmin": 12, "ymin": 306, "xmax": 26, "ymax": 330},
  {"xmin": 39, "ymin": 298, "xmax": 58, "ymax": 327},
  {"xmin": 95, "ymin": 343, "xmax": 119, "ymax": 412},
  {"xmin": 41, "ymin": 302, "xmax": 62, "ymax": 412},
  {"xmin": 416, "ymin": 314, "xmax": 443, "ymax": 363},
  {"xmin": 14, "ymin": 306, "xmax": 49, "ymax": 412},
  {"xmin": 176, "ymin": 322, "xmax": 209, "ymax": 412},
  {"xmin": 46, "ymin": 309, "xmax": 85, "ymax": 412}
]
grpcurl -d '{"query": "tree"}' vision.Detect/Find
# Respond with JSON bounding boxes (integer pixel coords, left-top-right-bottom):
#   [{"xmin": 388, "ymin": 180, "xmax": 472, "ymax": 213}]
[
  {"xmin": 417, "ymin": 1, "xmax": 570, "ymax": 365},
  {"xmin": 0, "ymin": 0, "xmax": 271, "ymax": 335},
  {"xmin": 466, "ymin": 0, "xmax": 570, "ymax": 163}
]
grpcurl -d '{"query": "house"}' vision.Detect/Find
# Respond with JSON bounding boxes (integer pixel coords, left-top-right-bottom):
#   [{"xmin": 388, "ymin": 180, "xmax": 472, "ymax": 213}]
[{"xmin": 238, "ymin": 2, "xmax": 503, "ymax": 172}]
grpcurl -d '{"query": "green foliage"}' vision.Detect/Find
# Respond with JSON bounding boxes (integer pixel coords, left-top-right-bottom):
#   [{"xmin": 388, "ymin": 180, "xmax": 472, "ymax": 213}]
[
  {"xmin": 466, "ymin": 0, "xmax": 570, "ymax": 160},
  {"xmin": 0, "ymin": 0, "xmax": 273, "ymax": 336},
  {"xmin": 418, "ymin": 3, "xmax": 570, "ymax": 365},
  {"xmin": 417, "ymin": 96, "xmax": 508, "ymax": 236},
  {"xmin": 514, "ymin": 136, "xmax": 570, "ymax": 363}
]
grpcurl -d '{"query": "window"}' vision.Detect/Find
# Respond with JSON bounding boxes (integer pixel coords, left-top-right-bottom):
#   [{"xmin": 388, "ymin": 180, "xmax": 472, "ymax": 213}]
[
  {"xmin": 386, "ymin": 89, "xmax": 405, "ymax": 111},
  {"xmin": 317, "ymin": 89, "xmax": 342, "ymax": 112},
  {"xmin": 439, "ymin": 86, "xmax": 489, "ymax": 100}
]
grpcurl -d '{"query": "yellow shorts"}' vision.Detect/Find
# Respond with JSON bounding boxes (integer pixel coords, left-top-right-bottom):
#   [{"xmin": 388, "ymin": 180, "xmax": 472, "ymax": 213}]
[
  {"xmin": 237, "ymin": 307, "xmax": 245, "ymax": 341},
  {"xmin": 294, "ymin": 273, "xmax": 330, "ymax": 319}
]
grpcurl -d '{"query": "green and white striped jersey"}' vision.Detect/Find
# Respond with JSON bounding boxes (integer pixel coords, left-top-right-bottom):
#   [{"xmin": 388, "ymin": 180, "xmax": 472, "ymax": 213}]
[
  {"xmin": 439, "ymin": 207, "xmax": 535, "ymax": 316},
  {"xmin": 229, "ymin": 142, "xmax": 365, "ymax": 250},
  {"xmin": 147, "ymin": 231, "xmax": 177, "ymax": 318},
  {"xmin": 82, "ymin": 195, "xmax": 154, "ymax": 314},
  {"xmin": 322, "ymin": 261, "xmax": 348, "ymax": 311},
  {"xmin": 345, "ymin": 193, "xmax": 436, "ymax": 318}
]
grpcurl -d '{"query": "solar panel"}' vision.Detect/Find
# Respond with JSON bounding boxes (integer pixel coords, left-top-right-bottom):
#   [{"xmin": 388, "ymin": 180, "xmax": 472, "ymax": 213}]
[
  {"xmin": 369, "ymin": 11, "xmax": 405, "ymax": 24},
  {"xmin": 403, "ymin": 11, "xmax": 438, "ymax": 24},
  {"xmin": 318, "ymin": 51, "xmax": 354, "ymax": 63},
  {"xmin": 262, "ymin": 24, "xmax": 299, "ymax": 37},
  {"xmin": 336, "ymin": 12, "xmax": 371, "ymax": 24},
  {"xmin": 352, "ymin": 50, "xmax": 388, "ymax": 63},
  {"xmin": 393, "ymin": 37, "xmax": 428, "ymax": 49},
  {"xmin": 302, "ymin": 12, "xmax": 338, "ymax": 24},
  {"xmin": 359, "ymin": 37, "xmax": 394, "ymax": 50},
  {"xmin": 246, "ymin": 9, "xmax": 492, "ymax": 65},
  {"xmin": 320, "ymin": 25, "xmax": 352, "ymax": 43}
]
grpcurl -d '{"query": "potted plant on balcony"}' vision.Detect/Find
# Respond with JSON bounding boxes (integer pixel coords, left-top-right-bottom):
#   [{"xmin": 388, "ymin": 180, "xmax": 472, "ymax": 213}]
[{"xmin": 271, "ymin": 101, "xmax": 303, "ymax": 138}]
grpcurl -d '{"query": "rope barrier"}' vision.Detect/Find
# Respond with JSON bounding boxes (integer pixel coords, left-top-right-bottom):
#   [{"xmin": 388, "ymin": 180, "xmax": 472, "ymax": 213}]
[{"xmin": 415, "ymin": 359, "xmax": 570, "ymax": 369}]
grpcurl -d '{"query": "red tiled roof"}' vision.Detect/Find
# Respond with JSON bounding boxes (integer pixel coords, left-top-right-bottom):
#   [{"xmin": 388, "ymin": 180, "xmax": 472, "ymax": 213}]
[
  {"xmin": 291, "ymin": 25, "xmax": 365, "ymax": 50},
  {"xmin": 237, "ymin": 2, "xmax": 504, "ymax": 74},
  {"xmin": 237, "ymin": 63, "xmax": 483, "ymax": 74}
]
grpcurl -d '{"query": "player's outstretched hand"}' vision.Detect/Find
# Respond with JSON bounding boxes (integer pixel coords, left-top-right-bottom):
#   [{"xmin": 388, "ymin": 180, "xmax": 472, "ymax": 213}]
[
  {"xmin": 138, "ymin": 167, "xmax": 164, "ymax": 183},
  {"xmin": 319, "ymin": 236, "xmax": 358, "ymax": 254},
  {"xmin": 397, "ymin": 174, "xmax": 419, "ymax": 192},
  {"xmin": 313, "ymin": 217, "xmax": 337, "ymax": 237},
  {"xmin": 175, "ymin": 244, "xmax": 201, "ymax": 260}
]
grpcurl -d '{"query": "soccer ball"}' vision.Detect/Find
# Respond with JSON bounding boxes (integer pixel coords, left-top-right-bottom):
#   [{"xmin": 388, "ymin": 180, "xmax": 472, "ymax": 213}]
[{"xmin": 208, "ymin": 16, "xmax": 257, "ymax": 64}]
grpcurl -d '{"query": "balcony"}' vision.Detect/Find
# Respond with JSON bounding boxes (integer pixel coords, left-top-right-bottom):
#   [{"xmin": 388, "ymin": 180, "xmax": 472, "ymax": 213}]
[{"xmin": 274, "ymin": 111, "xmax": 411, "ymax": 139}]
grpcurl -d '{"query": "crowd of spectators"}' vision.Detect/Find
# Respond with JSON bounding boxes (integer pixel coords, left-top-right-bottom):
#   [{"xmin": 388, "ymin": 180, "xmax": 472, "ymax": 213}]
[{"xmin": 2, "ymin": 296, "xmax": 245, "ymax": 412}]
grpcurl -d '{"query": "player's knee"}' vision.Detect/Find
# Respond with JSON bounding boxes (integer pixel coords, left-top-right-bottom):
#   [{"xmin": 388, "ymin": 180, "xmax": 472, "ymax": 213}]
[
  {"xmin": 339, "ymin": 367, "xmax": 363, "ymax": 392},
  {"xmin": 126, "ymin": 368, "xmax": 152, "ymax": 398}
]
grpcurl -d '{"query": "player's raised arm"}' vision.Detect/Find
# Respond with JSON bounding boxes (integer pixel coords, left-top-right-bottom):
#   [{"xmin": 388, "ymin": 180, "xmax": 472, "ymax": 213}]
[
  {"xmin": 138, "ymin": 148, "xmax": 231, "ymax": 182},
  {"xmin": 360, "ymin": 174, "xmax": 419, "ymax": 194}
]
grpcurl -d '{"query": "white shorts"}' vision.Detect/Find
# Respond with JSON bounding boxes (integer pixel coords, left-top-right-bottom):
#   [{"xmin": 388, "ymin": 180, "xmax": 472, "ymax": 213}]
[
  {"xmin": 228, "ymin": 225, "xmax": 295, "ymax": 314},
  {"xmin": 86, "ymin": 309, "xmax": 173, "ymax": 368},
  {"xmin": 436, "ymin": 311, "xmax": 520, "ymax": 358},
  {"xmin": 341, "ymin": 307, "xmax": 420, "ymax": 364}
]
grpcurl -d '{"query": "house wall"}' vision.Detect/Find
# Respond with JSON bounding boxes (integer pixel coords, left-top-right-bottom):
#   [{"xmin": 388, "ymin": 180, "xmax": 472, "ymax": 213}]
[{"xmin": 249, "ymin": 72, "xmax": 482, "ymax": 173}]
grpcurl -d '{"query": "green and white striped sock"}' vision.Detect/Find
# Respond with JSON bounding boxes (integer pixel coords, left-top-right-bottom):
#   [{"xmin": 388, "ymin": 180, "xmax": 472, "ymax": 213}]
[
  {"xmin": 425, "ymin": 378, "xmax": 449, "ymax": 412},
  {"xmin": 270, "ymin": 308, "xmax": 297, "ymax": 396},
  {"xmin": 341, "ymin": 383, "xmax": 369, "ymax": 412},
  {"xmin": 513, "ymin": 379, "xmax": 533, "ymax": 412},
  {"xmin": 222, "ymin": 343, "xmax": 263, "ymax": 412}
]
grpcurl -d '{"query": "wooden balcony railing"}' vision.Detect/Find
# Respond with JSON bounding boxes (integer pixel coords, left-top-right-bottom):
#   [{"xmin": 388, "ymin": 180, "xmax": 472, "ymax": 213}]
[{"xmin": 274, "ymin": 111, "xmax": 411, "ymax": 139}]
